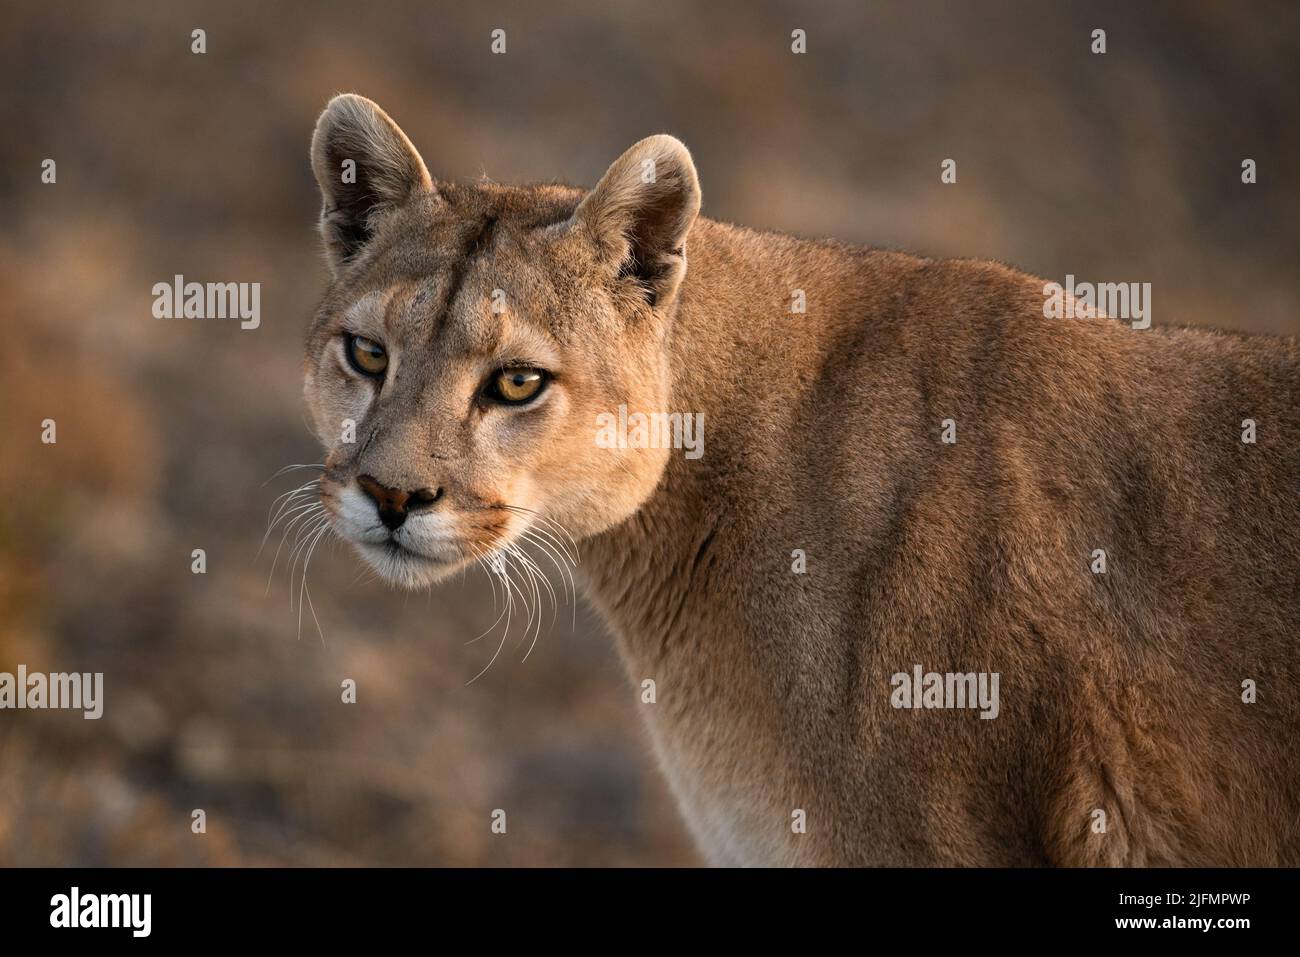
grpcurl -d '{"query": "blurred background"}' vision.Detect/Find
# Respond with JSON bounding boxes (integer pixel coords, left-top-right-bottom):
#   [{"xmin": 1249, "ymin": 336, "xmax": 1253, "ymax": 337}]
[{"xmin": 0, "ymin": 0, "xmax": 1296, "ymax": 865}]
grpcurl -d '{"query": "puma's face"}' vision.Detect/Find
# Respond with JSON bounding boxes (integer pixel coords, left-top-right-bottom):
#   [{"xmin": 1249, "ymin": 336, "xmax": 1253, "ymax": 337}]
[{"xmin": 303, "ymin": 95, "xmax": 700, "ymax": 587}]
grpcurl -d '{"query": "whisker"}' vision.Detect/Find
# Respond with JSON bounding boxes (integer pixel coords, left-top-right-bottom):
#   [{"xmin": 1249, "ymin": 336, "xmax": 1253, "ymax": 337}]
[
  {"xmin": 287, "ymin": 513, "xmax": 330, "ymax": 611},
  {"xmin": 464, "ymin": 581, "xmax": 511, "ymax": 645},
  {"xmin": 265, "ymin": 476, "xmax": 321, "ymax": 520},
  {"xmin": 496, "ymin": 546, "xmax": 538, "ymax": 642},
  {"xmin": 296, "ymin": 520, "xmax": 332, "ymax": 643},
  {"xmin": 266, "ymin": 503, "xmax": 326, "ymax": 594},
  {"xmin": 467, "ymin": 543, "xmax": 504, "ymax": 624},
  {"xmin": 499, "ymin": 507, "xmax": 578, "ymax": 635},
  {"xmin": 501, "ymin": 506, "xmax": 581, "ymax": 564},
  {"xmin": 259, "ymin": 479, "xmax": 322, "ymax": 557},
  {"xmin": 503, "ymin": 543, "xmax": 542, "ymax": 651},
  {"xmin": 260, "ymin": 465, "xmax": 335, "ymax": 644},
  {"xmin": 467, "ymin": 549, "xmax": 525, "ymax": 684},
  {"xmin": 519, "ymin": 528, "xmax": 575, "ymax": 602},
  {"xmin": 501, "ymin": 538, "xmax": 553, "ymax": 657},
  {"xmin": 519, "ymin": 528, "xmax": 578, "ymax": 630},
  {"xmin": 260, "ymin": 463, "xmax": 326, "ymax": 488},
  {"xmin": 508, "ymin": 542, "xmax": 556, "ymax": 662}
]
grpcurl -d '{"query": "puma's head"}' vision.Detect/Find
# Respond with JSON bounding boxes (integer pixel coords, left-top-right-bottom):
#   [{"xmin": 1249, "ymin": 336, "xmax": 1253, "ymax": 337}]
[{"xmin": 304, "ymin": 94, "xmax": 700, "ymax": 587}]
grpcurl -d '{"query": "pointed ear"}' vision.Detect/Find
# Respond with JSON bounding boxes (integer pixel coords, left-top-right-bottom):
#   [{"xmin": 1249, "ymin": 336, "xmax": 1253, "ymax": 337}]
[
  {"xmin": 310, "ymin": 94, "xmax": 434, "ymax": 275},
  {"xmin": 572, "ymin": 134, "xmax": 701, "ymax": 308}
]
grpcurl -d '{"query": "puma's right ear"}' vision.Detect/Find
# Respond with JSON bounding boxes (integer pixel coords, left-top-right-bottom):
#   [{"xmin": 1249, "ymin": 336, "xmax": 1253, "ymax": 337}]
[{"xmin": 310, "ymin": 94, "xmax": 434, "ymax": 275}]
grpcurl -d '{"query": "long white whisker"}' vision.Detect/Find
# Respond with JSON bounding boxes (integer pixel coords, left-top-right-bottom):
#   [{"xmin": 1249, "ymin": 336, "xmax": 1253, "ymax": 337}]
[
  {"xmin": 468, "ymin": 550, "xmax": 523, "ymax": 684},
  {"xmin": 261, "ymin": 463, "xmax": 326, "ymax": 488},
  {"xmin": 469, "ymin": 542, "xmax": 500, "ymax": 614},
  {"xmin": 515, "ymin": 520, "xmax": 579, "ymax": 570},
  {"xmin": 505, "ymin": 546, "xmax": 541, "ymax": 646},
  {"xmin": 267, "ymin": 504, "xmax": 326, "ymax": 593},
  {"xmin": 509, "ymin": 542, "xmax": 557, "ymax": 662},
  {"xmin": 296, "ymin": 520, "xmax": 331, "ymax": 643},
  {"xmin": 259, "ymin": 480, "xmax": 321, "ymax": 557},
  {"xmin": 502, "ymin": 506, "xmax": 580, "ymax": 564},
  {"xmin": 287, "ymin": 513, "xmax": 329, "ymax": 610},
  {"xmin": 265, "ymin": 503, "xmax": 324, "ymax": 593},
  {"xmin": 520, "ymin": 528, "xmax": 575, "ymax": 607},
  {"xmin": 464, "ymin": 584, "xmax": 511, "ymax": 644},
  {"xmin": 521, "ymin": 529, "xmax": 577, "ymax": 632},
  {"xmin": 466, "ymin": 545, "xmax": 507, "ymax": 639},
  {"xmin": 265, "ymin": 477, "xmax": 321, "ymax": 526},
  {"xmin": 510, "ymin": 541, "xmax": 556, "ymax": 616}
]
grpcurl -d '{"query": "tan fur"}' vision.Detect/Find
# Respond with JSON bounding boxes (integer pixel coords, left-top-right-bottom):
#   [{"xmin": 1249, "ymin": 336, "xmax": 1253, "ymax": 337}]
[{"xmin": 305, "ymin": 95, "xmax": 1300, "ymax": 866}]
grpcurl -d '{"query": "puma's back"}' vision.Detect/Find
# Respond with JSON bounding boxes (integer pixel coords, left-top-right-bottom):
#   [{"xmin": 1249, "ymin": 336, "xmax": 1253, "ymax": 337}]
[{"xmin": 304, "ymin": 95, "xmax": 1300, "ymax": 866}]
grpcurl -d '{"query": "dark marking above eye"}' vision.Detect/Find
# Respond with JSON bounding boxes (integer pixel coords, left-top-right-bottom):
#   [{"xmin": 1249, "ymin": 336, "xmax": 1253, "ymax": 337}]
[
  {"xmin": 413, "ymin": 211, "xmax": 504, "ymax": 331},
  {"xmin": 434, "ymin": 214, "xmax": 500, "ymax": 314}
]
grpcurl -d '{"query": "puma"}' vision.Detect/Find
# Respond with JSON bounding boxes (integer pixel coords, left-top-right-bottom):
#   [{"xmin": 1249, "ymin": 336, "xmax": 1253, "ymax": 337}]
[{"xmin": 302, "ymin": 94, "xmax": 1300, "ymax": 866}]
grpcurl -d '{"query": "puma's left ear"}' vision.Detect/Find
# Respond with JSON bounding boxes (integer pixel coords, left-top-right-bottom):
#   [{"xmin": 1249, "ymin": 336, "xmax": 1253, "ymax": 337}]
[
  {"xmin": 572, "ymin": 134, "xmax": 701, "ymax": 308},
  {"xmin": 310, "ymin": 94, "xmax": 434, "ymax": 276}
]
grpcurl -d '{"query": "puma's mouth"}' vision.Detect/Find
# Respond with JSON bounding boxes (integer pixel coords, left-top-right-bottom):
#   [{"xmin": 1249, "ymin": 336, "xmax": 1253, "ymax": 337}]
[
  {"xmin": 380, "ymin": 538, "xmax": 433, "ymax": 562},
  {"xmin": 356, "ymin": 535, "xmax": 464, "ymax": 588},
  {"xmin": 320, "ymin": 481, "xmax": 479, "ymax": 587},
  {"xmin": 321, "ymin": 481, "xmax": 543, "ymax": 590}
]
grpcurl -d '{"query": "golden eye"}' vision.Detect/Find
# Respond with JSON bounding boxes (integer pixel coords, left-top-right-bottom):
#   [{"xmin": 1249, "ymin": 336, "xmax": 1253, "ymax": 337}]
[
  {"xmin": 491, "ymin": 367, "xmax": 547, "ymax": 404},
  {"xmin": 346, "ymin": 334, "xmax": 387, "ymax": 377}
]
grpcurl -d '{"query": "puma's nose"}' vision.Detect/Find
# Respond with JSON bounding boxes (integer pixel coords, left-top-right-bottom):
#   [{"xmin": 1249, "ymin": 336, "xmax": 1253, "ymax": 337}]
[{"xmin": 357, "ymin": 474, "xmax": 443, "ymax": 530}]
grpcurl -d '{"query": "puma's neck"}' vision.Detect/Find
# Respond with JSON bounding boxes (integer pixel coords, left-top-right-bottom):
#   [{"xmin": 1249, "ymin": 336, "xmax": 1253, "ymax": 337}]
[
  {"xmin": 577, "ymin": 218, "xmax": 917, "ymax": 646},
  {"xmin": 578, "ymin": 218, "xmax": 805, "ymax": 640}
]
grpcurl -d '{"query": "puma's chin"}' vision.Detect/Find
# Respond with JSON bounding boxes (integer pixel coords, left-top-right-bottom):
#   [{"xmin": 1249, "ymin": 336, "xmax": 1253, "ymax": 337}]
[{"xmin": 354, "ymin": 538, "xmax": 466, "ymax": 589}]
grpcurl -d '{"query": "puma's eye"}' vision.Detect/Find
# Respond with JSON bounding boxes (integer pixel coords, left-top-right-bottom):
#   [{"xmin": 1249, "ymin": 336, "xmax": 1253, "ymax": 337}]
[
  {"xmin": 489, "ymin": 368, "xmax": 547, "ymax": 404},
  {"xmin": 345, "ymin": 334, "xmax": 387, "ymax": 377}
]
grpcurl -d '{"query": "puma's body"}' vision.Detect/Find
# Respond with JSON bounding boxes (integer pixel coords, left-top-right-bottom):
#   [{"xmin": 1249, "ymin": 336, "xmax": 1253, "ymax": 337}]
[
  {"xmin": 582, "ymin": 223, "xmax": 1300, "ymax": 865},
  {"xmin": 304, "ymin": 95, "xmax": 1300, "ymax": 866}
]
